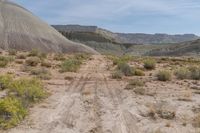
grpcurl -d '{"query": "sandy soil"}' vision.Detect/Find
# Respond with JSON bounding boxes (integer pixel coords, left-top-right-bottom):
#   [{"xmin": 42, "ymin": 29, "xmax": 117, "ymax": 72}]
[{"xmin": 2, "ymin": 55, "xmax": 200, "ymax": 133}]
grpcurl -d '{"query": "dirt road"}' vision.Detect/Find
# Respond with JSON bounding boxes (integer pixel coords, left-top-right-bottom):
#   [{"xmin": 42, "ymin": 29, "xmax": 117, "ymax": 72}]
[{"xmin": 4, "ymin": 55, "xmax": 138, "ymax": 133}]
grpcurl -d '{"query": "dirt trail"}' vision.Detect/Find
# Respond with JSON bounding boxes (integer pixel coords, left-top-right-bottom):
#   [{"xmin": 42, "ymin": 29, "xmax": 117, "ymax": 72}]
[{"xmin": 4, "ymin": 55, "xmax": 139, "ymax": 133}]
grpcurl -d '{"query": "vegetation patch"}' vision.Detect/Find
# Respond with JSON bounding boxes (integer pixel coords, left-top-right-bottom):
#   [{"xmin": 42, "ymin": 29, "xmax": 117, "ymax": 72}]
[
  {"xmin": 157, "ymin": 70, "xmax": 172, "ymax": 81},
  {"xmin": 111, "ymin": 70, "xmax": 123, "ymax": 79},
  {"xmin": 30, "ymin": 68, "xmax": 51, "ymax": 80},
  {"xmin": 25, "ymin": 57, "xmax": 40, "ymax": 66},
  {"xmin": 53, "ymin": 53, "xmax": 65, "ymax": 61},
  {"xmin": 0, "ymin": 56, "xmax": 14, "ymax": 68},
  {"xmin": 0, "ymin": 97, "xmax": 27, "ymax": 129},
  {"xmin": 117, "ymin": 62, "xmax": 134, "ymax": 76},
  {"xmin": 60, "ymin": 58, "xmax": 82, "ymax": 72},
  {"xmin": 143, "ymin": 59, "xmax": 156, "ymax": 70}
]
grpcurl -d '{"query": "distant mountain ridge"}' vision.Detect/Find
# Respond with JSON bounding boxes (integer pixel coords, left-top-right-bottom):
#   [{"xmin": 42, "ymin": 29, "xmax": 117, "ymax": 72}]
[{"xmin": 52, "ymin": 25, "xmax": 199, "ymax": 44}]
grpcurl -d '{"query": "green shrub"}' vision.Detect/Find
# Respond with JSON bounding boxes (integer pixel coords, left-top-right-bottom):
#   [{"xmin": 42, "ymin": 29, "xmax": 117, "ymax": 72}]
[
  {"xmin": 117, "ymin": 62, "xmax": 134, "ymax": 76},
  {"xmin": 8, "ymin": 49, "xmax": 17, "ymax": 56},
  {"xmin": 28, "ymin": 49, "xmax": 39, "ymax": 57},
  {"xmin": 175, "ymin": 67, "xmax": 190, "ymax": 80},
  {"xmin": 157, "ymin": 70, "xmax": 172, "ymax": 81},
  {"xmin": 112, "ymin": 70, "xmax": 123, "ymax": 79},
  {"xmin": 10, "ymin": 78, "xmax": 46, "ymax": 106},
  {"xmin": 0, "ymin": 74, "xmax": 13, "ymax": 90},
  {"xmin": 189, "ymin": 66, "xmax": 200, "ymax": 80},
  {"xmin": 0, "ymin": 97, "xmax": 27, "ymax": 129},
  {"xmin": 25, "ymin": 57, "xmax": 40, "ymax": 66},
  {"xmin": 60, "ymin": 58, "xmax": 82, "ymax": 72},
  {"xmin": 134, "ymin": 69, "xmax": 145, "ymax": 76},
  {"xmin": 30, "ymin": 68, "xmax": 51, "ymax": 80},
  {"xmin": 144, "ymin": 59, "xmax": 156, "ymax": 70}
]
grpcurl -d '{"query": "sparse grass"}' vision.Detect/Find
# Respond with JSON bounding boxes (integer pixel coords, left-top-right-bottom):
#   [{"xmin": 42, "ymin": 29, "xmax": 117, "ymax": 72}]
[
  {"xmin": 41, "ymin": 60, "xmax": 51, "ymax": 68},
  {"xmin": 74, "ymin": 53, "xmax": 90, "ymax": 61},
  {"xmin": 112, "ymin": 55, "xmax": 133, "ymax": 65},
  {"xmin": 30, "ymin": 68, "xmax": 51, "ymax": 80},
  {"xmin": 0, "ymin": 97, "xmax": 27, "ymax": 129},
  {"xmin": 0, "ymin": 56, "xmax": 14, "ymax": 68},
  {"xmin": 28, "ymin": 49, "xmax": 39, "ymax": 57},
  {"xmin": 111, "ymin": 70, "xmax": 123, "ymax": 79},
  {"xmin": 125, "ymin": 79, "xmax": 145, "ymax": 95},
  {"xmin": 117, "ymin": 62, "xmax": 134, "ymax": 76},
  {"xmin": 60, "ymin": 58, "xmax": 82, "ymax": 72},
  {"xmin": 25, "ymin": 57, "xmax": 40, "ymax": 66},
  {"xmin": 144, "ymin": 59, "xmax": 156, "ymax": 70},
  {"xmin": 175, "ymin": 67, "xmax": 190, "ymax": 80},
  {"xmin": 16, "ymin": 53, "xmax": 26, "ymax": 59},
  {"xmin": 8, "ymin": 49, "xmax": 17, "ymax": 56},
  {"xmin": 157, "ymin": 70, "xmax": 172, "ymax": 81},
  {"xmin": 53, "ymin": 53, "xmax": 65, "ymax": 61},
  {"xmin": 189, "ymin": 66, "xmax": 200, "ymax": 80}
]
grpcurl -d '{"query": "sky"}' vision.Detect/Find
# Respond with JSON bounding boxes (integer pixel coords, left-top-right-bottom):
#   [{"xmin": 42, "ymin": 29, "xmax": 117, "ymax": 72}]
[{"xmin": 12, "ymin": 0, "xmax": 200, "ymax": 35}]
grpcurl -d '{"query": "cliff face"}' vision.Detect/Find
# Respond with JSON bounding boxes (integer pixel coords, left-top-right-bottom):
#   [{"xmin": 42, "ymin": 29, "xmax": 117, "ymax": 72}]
[{"xmin": 0, "ymin": 1, "xmax": 97, "ymax": 54}]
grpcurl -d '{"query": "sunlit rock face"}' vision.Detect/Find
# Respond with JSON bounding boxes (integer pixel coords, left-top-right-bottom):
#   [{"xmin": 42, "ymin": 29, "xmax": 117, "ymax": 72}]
[{"xmin": 0, "ymin": 0, "xmax": 97, "ymax": 54}]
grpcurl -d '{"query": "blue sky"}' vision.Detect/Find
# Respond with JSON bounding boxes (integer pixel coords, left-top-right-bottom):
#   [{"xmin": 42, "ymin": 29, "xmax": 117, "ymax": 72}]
[{"xmin": 12, "ymin": 0, "xmax": 200, "ymax": 35}]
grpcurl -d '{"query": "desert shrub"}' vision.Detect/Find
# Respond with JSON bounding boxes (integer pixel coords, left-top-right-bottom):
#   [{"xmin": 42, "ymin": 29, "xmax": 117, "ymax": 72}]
[
  {"xmin": 175, "ymin": 67, "xmax": 190, "ymax": 80},
  {"xmin": 112, "ymin": 70, "xmax": 123, "ymax": 79},
  {"xmin": 189, "ymin": 66, "xmax": 200, "ymax": 80},
  {"xmin": 125, "ymin": 79, "xmax": 144, "ymax": 90},
  {"xmin": 117, "ymin": 62, "xmax": 134, "ymax": 76},
  {"xmin": 0, "ymin": 56, "xmax": 14, "ymax": 68},
  {"xmin": 16, "ymin": 53, "xmax": 26, "ymax": 59},
  {"xmin": 113, "ymin": 55, "xmax": 133, "ymax": 65},
  {"xmin": 144, "ymin": 59, "xmax": 156, "ymax": 70},
  {"xmin": 8, "ymin": 49, "xmax": 17, "ymax": 56},
  {"xmin": 25, "ymin": 57, "xmax": 40, "ymax": 66},
  {"xmin": 157, "ymin": 70, "xmax": 172, "ymax": 81},
  {"xmin": 28, "ymin": 49, "xmax": 39, "ymax": 57},
  {"xmin": 74, "ymin": 53, "xmax": 90, "ymax": 61},
  {"xmin": 38, "ymin": 52, "xmax": 47, "ymax": 59},
  {"xmin": 64, "ymin": 76, "xmax": 74, "ymax": 80},
  {"xmin": 15, "ymin": 60, "xmax": 23, "ymax": 64},
  {"xmin": 9, "ymin": 78, "xmax": 46, "ymax": 106},
  {"xmin": 134, "ymin": 69, "xmax": 145, "ymax": 76},
  {"xmin": 41, "ymin": 61, "xmax": 51, "ymax": 68},
  {"xmin": 30, "ymin": 68, "xmax": 51, "ymax": 80},
  {"xmin": 53, "ymin": 53, "xmax": 65, "ymax": 61},
  {"xmin": 0, "ymin": 74, "xmax": 13, "ymax": 90},
  {"xmin": 0, "ymin": 97, "xmax": 27, "ymax": 129},
  {"xmin": 60, "ymin": 58, "xmax": 82, "ymax": 72}
]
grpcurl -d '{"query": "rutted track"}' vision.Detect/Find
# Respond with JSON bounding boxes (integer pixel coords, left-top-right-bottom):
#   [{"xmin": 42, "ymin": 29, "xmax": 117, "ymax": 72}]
[{"xmin": 4, "ymin": 55, "xmax": 139, "ymax": 133}]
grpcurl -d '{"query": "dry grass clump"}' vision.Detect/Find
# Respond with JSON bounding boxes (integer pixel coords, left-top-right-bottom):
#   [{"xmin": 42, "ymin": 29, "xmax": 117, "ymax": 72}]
[
  {"xmin": 111, "ymin": 70, "xmax": 123, "ymax": 79},
  {"xmin": 15, "ymin": 59, "xmax": 24, "ymax": 64},
  {"xmin": 143, "ymin": 59, "xmax": 156, "ymax": 70},
  {"xmin": 134, "ymin": 69, "xmax": 145, "ymax": 76},
  {"xmin": 53, "ymin": 53, "xmax": 65, "ymax": 61},
  {"xmin": 117, "ymin": 62, "xmax": 134, "ymax": 76},
  {"xmin": 175, "ymin": 67, "xmax": 190, "ymax": 80},
  {"xmin": 30, "ymin": 68, "xmax": 51, "ymax": 80},
  {"xmin": 175, "ymin": 66, "xmax": 200, "ymax": 80},
  {"xmin": 41, "ymin": 60, "xmax": 51, "ymax": 68},
  {"xmin": 28, "ymin": 49, "xmax": 39, "ymax": 57},
  {"xmin": 0, "ymin": 56, "xmax": 14, "ymax": 68},
  {"xmin": 8, "ymin": 49, "xmax": 17, "ymax": 56},
  {"xmin": 16, "ymin": 53, "xmax": 26, "ymax": 59},
  {"xmin": 60, "ymin": 58, "xmax": 82, "ymax": 72},
  {"xmin": 25, "ymin": 57, "xmax": 40, "ymax": 66},
  {"xmin": 157, "ymin": 70, "xmax": 172, "ymax": 81},
  {"xmin": 125, "ymin": 79, "xmax": 145, "ymax": 95}
]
